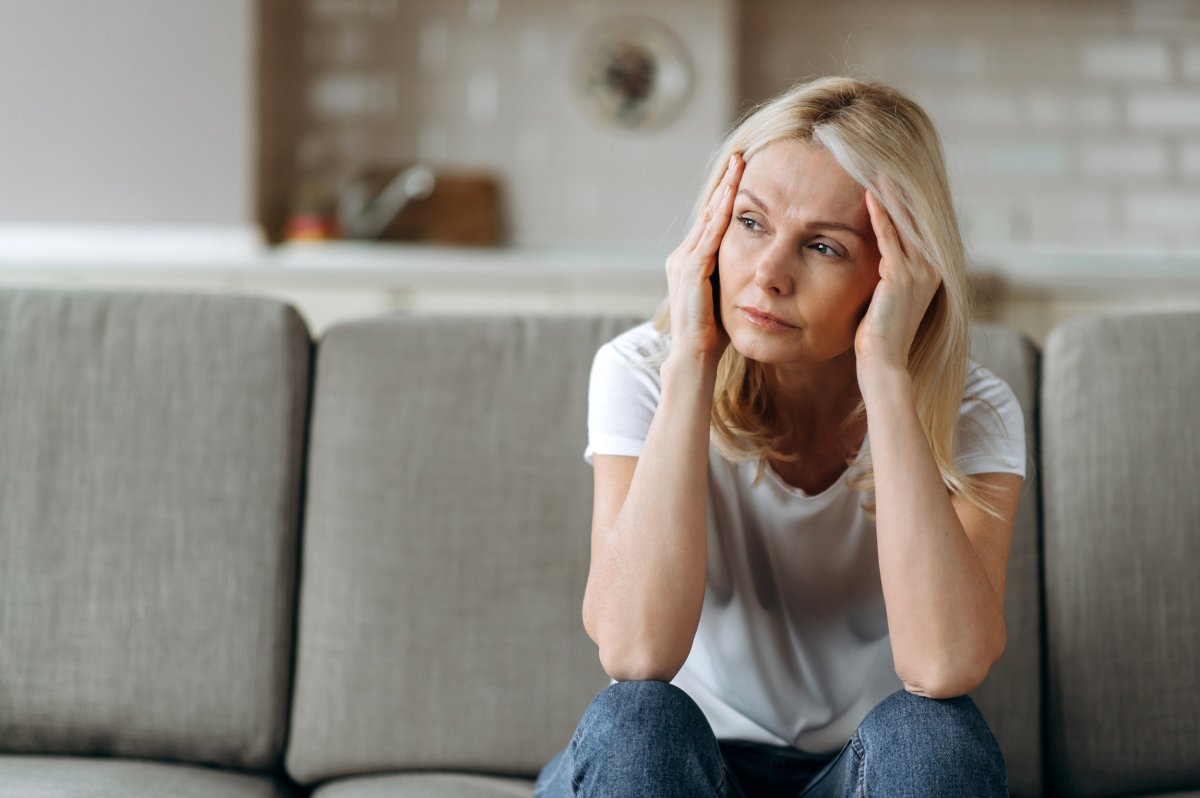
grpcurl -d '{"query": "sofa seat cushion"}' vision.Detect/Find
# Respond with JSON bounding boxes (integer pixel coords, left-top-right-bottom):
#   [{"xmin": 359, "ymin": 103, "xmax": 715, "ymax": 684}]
[
  {"xmin": 313, "ymin": 772, "xmax": 532, "ymax": 797},
  {"xmin": 0, "ymin": 755, "xmax": 296, "ymax": 797}
]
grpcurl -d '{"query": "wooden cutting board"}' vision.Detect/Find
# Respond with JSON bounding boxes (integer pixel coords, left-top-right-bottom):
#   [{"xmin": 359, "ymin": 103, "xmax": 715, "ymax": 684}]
[{"xmin": 358, "ymin": 167, "xmax": 505, "ymax": 246}]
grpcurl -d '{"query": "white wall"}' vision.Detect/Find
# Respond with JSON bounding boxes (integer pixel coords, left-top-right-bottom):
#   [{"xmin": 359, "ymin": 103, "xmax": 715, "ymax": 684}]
[{"xmin": 0, "ymin": 0, "xmax": 254, "ymax": 226}]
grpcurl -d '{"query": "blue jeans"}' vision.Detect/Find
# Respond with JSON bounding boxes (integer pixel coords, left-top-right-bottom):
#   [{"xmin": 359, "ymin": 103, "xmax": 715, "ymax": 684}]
[{"xmin": 533, "ymin": 681, "xmax": 1007, "ymax": 797}]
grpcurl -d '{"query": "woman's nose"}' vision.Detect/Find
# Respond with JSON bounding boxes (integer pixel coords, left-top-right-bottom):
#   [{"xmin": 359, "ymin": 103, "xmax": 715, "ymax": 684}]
[{"xmin": 753, "ymin": 245, "xmax": 795, "ymax": 296}]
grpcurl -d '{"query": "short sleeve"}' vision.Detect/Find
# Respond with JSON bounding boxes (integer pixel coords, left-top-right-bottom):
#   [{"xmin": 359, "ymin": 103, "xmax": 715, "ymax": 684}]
[
  {"xmin": 953, "ymin": 361, "xmax": 1028, "ymax": 479},
  {"xmin": 583, "ymin": 324, "xmax": 665, "ymax": 465}
]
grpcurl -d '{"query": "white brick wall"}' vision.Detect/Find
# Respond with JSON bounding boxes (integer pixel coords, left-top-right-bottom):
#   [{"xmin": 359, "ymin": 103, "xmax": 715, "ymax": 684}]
[
  {"xmin": 1080, "ymin": 142, "xmax": 1171, "ymax": 180},
  {"xmin": 1024, "ymin": 90, "xmax": 1118, "ymax": 130},
  {"xmin": 1126, "ymin": 191, "xmax": 1200, "ymax": 230},
  {"xmin": 1124, "ymin": 191, "xmax": 1200, "ymax": 247},
  {"xmin": 1181, "ymin": 144, "xmax": 1200, "ymax": 178},
  {"xmin": 1025, "ymin": 192, "xmax": 1120, "ymax": 246},
  {"xmin": 1081, "ymin": 41, "xmax": 1171, "ymax": 81},
  {"xmin": 1181, "ymin": 46, "xmax": 1200, "ymax": 80},
  {"xmin": 1127, "ymin": 91, "xmax": 1200, "ymax": 129},
  {"xmin": 284, "ymin": 0, "xmax": 1200, "ymax": 256},
  {"xmin": 741, "ymin": 0, "xmax": 1200, "ymax": 256}
]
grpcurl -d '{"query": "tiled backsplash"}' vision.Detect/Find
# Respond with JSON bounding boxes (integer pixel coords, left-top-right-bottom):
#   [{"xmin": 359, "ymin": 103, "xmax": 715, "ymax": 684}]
[
  {"xmin": 739, "ymin": 0, "xmax": 1200, "ymax": 255},
  {"xmin": 292, "ymin": 0, "xmax": 735, "ymax": 249},
  {"xmin": 288, "ymin": 0, "xmax": 1199, "ymax": 255}
]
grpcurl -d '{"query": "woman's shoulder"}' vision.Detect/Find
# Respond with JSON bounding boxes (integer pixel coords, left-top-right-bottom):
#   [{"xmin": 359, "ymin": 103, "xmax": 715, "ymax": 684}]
[
  {"xmin": 596, "ymin": 321, "xmax": 670, "ymax": 377},
  {"xmin": 585, "ymin": 321, "xmax": 668, "ymax": 463},
  {"xmin": 962, "ymin": 358, "xmax": 1021, "ymax": 410},
  {"xmin": 603, "ymin": 321, "xmax": 669, "ymax": 360},
  {"xmin": 954, "ymin": 358, "xmax": 1027, "ymax": 475}
]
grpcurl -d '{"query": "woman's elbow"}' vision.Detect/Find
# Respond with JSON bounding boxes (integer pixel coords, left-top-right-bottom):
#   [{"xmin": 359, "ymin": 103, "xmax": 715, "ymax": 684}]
[
  {"xmin": 598, "ymin": 642, "xmax": 686, "ymax": 683},
  {"xmin": 582, "ymin": 597, "xmax": 694, "ymax": 682},
  {"xmin": 900, "ymin": 650, "xmax": 999, "ymax": 699},
  {"xmin": 590, "ymin": 620, "xmax": 690, "ymax": 682},
  {"xmin": 902, "ymin": 624, "xmax": 1003, "ymax": 696}
]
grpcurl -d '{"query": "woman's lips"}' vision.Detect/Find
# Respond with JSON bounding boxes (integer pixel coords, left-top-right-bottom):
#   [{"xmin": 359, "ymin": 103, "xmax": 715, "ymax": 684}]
[{"xmin": 739, "ymin": 307, "xmax": 797, "ymax": 330}]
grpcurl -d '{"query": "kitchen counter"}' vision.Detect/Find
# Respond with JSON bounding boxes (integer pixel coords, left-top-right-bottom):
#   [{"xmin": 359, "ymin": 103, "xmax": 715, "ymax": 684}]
[
  {"xmin": 3, "ymin": 226, "xmax": 1200, "ymax": 340},
  {"xmin": 0, "ymin": 226, "xmax": 665, "ymax": 289},
  {"xmin": 2, "ymin": 226, "xmax": 1198, "ymax": 293}
]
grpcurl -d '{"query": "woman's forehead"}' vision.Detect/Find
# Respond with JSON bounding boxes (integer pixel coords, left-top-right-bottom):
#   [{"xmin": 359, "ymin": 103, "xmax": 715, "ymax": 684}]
[{"xmin": 741, "ymin": 140, "xmax": 865, "ymax": 221}]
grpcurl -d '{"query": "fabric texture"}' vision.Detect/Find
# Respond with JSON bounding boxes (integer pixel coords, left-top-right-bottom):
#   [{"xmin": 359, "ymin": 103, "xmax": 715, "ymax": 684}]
[
  {"xmin": 313, "ymin": 772, "xmax": 535, "ymax": 798},
  {"xmin": 535, "ymin": 680, "xmax": 1007, "ymax": 797},
  {"xmin": 0, "ymin": 288, "xmax": 311, "ymax": 770},
  {"xmin": 1042, "ymin": 312, "xmax": 1200, "ymax": 797},
  {"xmin": 581, "ymin": 321, "xmax": 1027, "ymax": 755},
  {"xmin": 964, "ymin": 322, "xmax": 1044, "ymax": 798},
  {"xmin": 286, "ymin": 315, "xmax": 639, "ymax": 784},
  {"xmin": 0, "ymin": 756, "xmax": 297, "ymax": 797}
]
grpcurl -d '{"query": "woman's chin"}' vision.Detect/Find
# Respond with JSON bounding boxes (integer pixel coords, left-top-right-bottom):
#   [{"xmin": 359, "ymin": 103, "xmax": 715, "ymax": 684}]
[
  {"xmin": 727, "ymin": 327, "xmax": 854, "ymax": 366},
  {"xmin": 728, "ymin": 330, "xmax": 801, "ymax": 364}
]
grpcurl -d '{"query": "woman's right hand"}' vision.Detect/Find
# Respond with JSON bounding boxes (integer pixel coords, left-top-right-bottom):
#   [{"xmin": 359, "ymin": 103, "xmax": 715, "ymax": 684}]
[{"xmin": 665, "ymin": 152, "xmax": 744, "ymax": 364}]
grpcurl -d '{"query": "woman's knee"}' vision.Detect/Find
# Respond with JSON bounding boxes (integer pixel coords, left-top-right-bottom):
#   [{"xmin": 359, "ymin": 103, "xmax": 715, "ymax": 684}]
[
  {"xmin": 855, "ymin": 689, "xmax": 1007, "ymax": 795},
  {"xmin": 860, "ymin": 689, "xmax": 994, "ymax": 742},
  {"xmin": 574, "ymin": 679, "xmax": 712, "ymax": 750},
  {"xmin": 569, "ymin": 680, "xmax": 725, "ymax": 795}
]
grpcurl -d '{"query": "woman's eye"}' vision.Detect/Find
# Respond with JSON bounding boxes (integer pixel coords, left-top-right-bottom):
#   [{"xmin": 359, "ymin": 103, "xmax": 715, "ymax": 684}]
[
  {"xmin": 736, "ymin": 216, "xmax": 763, "ymax": 232},
  {"xmin": 810, "ymin": 242, "xmax": 842, "ymax": 258}
]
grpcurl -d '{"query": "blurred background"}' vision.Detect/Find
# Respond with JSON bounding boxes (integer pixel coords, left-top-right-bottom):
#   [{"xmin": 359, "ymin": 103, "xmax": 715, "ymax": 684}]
[{"xmin": 1, "ymin": 0, "xmax": 1198, "ymax": 341}]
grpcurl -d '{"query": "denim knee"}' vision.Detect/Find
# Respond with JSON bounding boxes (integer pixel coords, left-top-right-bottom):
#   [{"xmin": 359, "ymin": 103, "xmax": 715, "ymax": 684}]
[
  {"xmin": 570, "ymin": 680, "xmax": 726, "ymax": 797},
  {"xmin": 854, "ymin": 689, "xmax": 1007, "ymax": 797}
]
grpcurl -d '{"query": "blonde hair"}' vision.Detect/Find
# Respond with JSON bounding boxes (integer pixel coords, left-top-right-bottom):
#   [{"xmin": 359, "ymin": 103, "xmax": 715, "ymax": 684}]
[{"xmin": 653, "ymin": 76, "xmax": 1008, "ymax": 521}]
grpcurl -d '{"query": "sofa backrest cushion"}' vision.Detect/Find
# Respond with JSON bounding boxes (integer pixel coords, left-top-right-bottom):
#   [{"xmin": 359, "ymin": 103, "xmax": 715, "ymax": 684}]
[
  {"xmin": 1041, "ymin": 311, "xmax": 1200, "ymax": 797},
  {"xmin": 0, "ymin": 288, "xmax": 311, "ymax": 770},
  {"xmin": 286, "ymin": 315, "xmax": 633, "ymax": 784},
  {"xmin": 966, "ymin": 322, "xmax": 1043, "ymax": 798}
]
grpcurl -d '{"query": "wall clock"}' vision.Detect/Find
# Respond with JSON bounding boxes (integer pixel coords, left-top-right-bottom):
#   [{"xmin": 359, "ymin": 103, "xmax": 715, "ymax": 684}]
[{"xmin": 570, "ymin": 16, "xmax": 694, "ymax": 131}]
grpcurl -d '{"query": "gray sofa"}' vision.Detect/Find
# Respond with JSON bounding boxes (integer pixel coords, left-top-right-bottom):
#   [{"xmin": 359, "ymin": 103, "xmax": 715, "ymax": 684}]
[{"xmin": 0, "ymin": 286, "xmax": 1196, "ymax": 798}]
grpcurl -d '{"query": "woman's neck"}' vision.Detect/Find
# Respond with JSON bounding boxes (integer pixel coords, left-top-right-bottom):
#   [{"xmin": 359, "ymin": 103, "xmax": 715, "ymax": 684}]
[{"xmin": 765, "ymin": 348, "xmax": 863, "ymax": 445}]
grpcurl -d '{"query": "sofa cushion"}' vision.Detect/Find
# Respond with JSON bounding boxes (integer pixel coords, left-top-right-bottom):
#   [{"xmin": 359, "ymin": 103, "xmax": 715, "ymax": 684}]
[
  {"xmin": 966, "ymin": 322, "xmax": 1043, "ymax": 798},
  {"xmin": 0, "ymin": 755, "xmax": 296, "ymax": 797},
  {"xmin": 1042, "ymin": 312, "xmax": 1200, "ymax": 797},
  {"xmin": 286, "ymin": 315, "xmax": 635, "ymax": 784},
  {"xmin": 313, "ymin": 772, "xmax": 532, "ymax": 797},
  {"xmin": 0, "ymin": 288, "xmax": 311, "ymax": 770}
]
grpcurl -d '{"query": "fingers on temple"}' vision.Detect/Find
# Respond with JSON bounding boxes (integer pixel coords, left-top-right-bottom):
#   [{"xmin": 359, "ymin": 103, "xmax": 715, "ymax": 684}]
[
  {"xmin": 696, "ymin": 184, "xmax": 735, "ymax": 257},
  {"xmin": 696, "ymin": 155, "xmax": 743, "ymax": 255},
  {"xmin": 866, "ymin": 185, "xmax": 908, "ymax": 261},
  {"xmin": 685, "ymin": 154, "xmax": 743, "ymax": 252}
]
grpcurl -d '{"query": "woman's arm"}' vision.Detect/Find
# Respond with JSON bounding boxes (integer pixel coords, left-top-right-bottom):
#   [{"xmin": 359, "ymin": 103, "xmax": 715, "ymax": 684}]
[
  {"xmin": 582, "ymin": 153, "xmax": 746, "ymax": 682},
  {"xmin": 583, "ymin": 351, "xmax": 719, "ymax": 682},
  {"xmin": 861, "ymin": 366, "xmax": 1022, "ymax": 699},
  {"xmin": 855, "ymin": 185, "xmax": 1022, "ymax": 698}
]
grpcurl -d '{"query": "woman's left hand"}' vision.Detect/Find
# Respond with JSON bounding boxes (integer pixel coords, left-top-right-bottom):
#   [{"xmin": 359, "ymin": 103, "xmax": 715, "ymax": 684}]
[{"xmin": 854, "ymin": 183, "xmax": 942, "ymax": 379}]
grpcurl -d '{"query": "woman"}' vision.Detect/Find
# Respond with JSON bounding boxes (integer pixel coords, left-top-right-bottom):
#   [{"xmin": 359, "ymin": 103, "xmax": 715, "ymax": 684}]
[{"xmin": 535, "ymin": 77, "xmax": 1025, "ymax": 797}]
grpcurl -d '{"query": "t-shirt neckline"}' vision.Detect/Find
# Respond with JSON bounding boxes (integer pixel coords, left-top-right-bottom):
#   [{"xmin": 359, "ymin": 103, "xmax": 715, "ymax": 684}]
[{"xmin": 759, "ymin": 429, "xmax": 870, "ymax": 500}]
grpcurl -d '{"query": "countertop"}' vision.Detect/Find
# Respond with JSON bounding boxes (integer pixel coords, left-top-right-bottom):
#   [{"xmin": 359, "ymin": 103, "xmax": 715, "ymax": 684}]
[{"xmin": 2, "ymin": 226, "xmax": 1199, "ymax": 297}]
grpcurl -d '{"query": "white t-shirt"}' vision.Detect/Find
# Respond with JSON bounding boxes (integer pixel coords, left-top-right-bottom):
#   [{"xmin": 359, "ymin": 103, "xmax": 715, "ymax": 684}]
[{"xmin": 584, "ymin": 322, "xmax": 1027, "ymax": 754}]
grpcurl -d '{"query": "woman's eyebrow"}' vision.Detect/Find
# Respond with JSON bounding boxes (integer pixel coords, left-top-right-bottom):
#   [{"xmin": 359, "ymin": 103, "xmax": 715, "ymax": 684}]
[{"xmin": 736, "ymin": 188, "xmax": 868, "ymax": 240}]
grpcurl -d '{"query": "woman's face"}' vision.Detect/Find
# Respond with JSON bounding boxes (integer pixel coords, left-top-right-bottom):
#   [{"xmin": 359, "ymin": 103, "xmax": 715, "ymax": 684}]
[{"xmin": 718, "ymin": 139, "xmax": 882, "ymax": 367}]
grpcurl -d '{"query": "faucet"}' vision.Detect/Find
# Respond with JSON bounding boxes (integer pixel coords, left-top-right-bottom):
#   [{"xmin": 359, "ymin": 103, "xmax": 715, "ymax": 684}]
[{"xmin": 337, "ymin": 165, "xmax": 437, "ymax": 240}]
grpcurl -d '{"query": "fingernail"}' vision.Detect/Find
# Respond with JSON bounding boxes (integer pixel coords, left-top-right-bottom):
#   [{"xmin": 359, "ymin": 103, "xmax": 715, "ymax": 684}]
[{"xmin": 728, "ymin": 154, "xmax": 737, "ymax": 170}]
